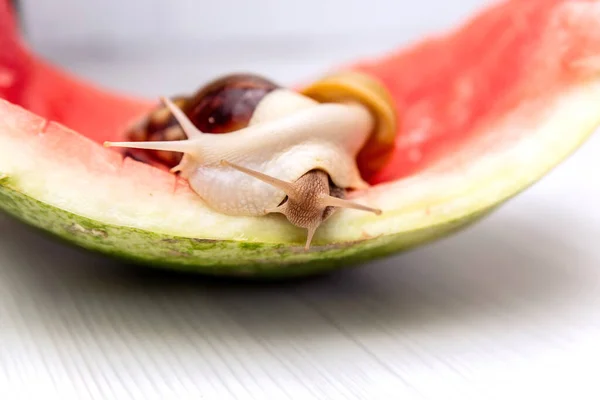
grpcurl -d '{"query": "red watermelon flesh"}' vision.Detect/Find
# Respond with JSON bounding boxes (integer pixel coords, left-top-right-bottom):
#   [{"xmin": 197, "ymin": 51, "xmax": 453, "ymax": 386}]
[
  {"xmin": 0, "ymin": 0, "xmax": 27, "ymax": 104},
  {"xmin": 356, "ymin": 0, "xmax": 600, "ymax": 184},
  {"xmin": 2, "ymin": 0, "xmax": 599, "ymax": 187},
  {"xmin": 0, "ymin": 0, "xmax": 599, "ymax": 274}
]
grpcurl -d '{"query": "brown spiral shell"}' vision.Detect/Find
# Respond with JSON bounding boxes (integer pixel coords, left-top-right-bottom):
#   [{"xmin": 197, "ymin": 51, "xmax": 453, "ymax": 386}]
[{"xmin": 124, "ymin": 73, "xmax": 281, "ymax": 168}]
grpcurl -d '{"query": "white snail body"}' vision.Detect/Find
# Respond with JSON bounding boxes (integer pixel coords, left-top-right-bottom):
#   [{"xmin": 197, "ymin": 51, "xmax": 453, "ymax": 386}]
[
  {"xmin": 106, "ymin": 72, "xmax": 398, "ymax": 249},
  {"xmin": 185, "ymin": 97, "xmax": 374, "ymax": 216}
]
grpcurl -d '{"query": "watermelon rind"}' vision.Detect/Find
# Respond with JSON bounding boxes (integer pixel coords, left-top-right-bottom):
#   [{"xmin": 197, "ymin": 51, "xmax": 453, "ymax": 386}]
[{"xmin": 1, "ymin": 79, "xmax": 599, "ymax": 277}]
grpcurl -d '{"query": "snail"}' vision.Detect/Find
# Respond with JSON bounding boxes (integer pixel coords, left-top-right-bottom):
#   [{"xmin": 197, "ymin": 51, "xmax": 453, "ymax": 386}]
[{"xmin": 105, "ymin": 71, "xmax": 398, "ymax": 249}]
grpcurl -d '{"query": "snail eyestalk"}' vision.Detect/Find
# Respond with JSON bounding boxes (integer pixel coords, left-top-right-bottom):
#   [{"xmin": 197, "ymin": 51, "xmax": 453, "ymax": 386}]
[
  {"xmin": 103, "ymin": 139, "xmax": 204, "ymax": 159},
  {"xmin": 319, "ymin": 195, "xmax": 382, "ymax": 215},
  {"xmin": 104, "ymin": 97, "xmax": 209, "ymax": 156},
  {"xmin": 160, "ymin": 96, "xmax": 204, "ymax": 139},
  {"xmin": 219, "ymin": 160, "xmax": 296, "ymax": 195}
]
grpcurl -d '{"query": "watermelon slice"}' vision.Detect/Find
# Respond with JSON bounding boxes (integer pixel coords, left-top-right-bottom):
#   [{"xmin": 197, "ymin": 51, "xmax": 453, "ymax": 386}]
[{"xmin": 1, "ymin": 0, "xmax": 599, "ymax": 277}]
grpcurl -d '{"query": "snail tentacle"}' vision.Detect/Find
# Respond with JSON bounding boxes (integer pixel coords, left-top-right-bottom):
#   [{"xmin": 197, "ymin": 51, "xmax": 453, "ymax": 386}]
[
  {"xmin": 318, "ymin": 194, "xmax": 382, "ymax": 215},
  {"xmin": 305, "ymin": 226, "xmax": 319, "ymax": 251},
  {"xmin": 104, "ymin": 139, "xmax": 205, "ymax": 160},
  {"xmin": 160, "ymin": 97, "xmax": 204, "ymax": 139},
  {"xmin": 220, "ymin": 160, "xmax": 296, "ymax": 195}
]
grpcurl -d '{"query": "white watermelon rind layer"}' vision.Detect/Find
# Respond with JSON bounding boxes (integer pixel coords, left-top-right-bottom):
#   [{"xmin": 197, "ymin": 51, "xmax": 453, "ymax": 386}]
[
  {"xmin": 0, "ymin": 183, "xmax": 493, "ymax": 277},
  {"xmin": 0, "ymin": 77, "xmax": 599, "ymax": 277}
]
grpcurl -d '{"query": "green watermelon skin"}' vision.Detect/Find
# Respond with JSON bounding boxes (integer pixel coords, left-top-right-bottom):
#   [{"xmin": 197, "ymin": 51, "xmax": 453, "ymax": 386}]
[{"xmin": 0, "ymin": 176, "xmax": 491, "ymax": 278}]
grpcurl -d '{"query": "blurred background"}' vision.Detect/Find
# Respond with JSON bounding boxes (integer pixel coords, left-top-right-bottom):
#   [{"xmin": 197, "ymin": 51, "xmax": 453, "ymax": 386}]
[
  {"xmin": 17, "ymin": 0, "xmax": 489, "ymax": 95},
  {"xmin": 3, "ymin": 1, "xmax": 600, "ymax": 399}
]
